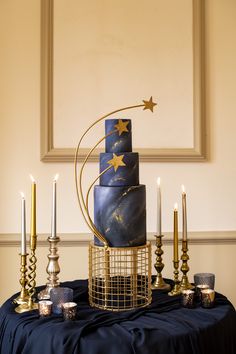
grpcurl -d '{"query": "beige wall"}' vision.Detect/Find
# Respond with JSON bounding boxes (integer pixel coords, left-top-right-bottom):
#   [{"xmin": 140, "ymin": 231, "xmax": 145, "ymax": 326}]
[{"xmin": 0, "ymin": 0, "xmax": 236, "ymax": 306}]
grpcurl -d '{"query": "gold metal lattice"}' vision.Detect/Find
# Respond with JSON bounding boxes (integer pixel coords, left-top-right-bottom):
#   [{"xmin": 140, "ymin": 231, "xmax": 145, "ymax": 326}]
[{"xmin": 88, "ymin": 242, "xmax": 152, "ymax": 311}]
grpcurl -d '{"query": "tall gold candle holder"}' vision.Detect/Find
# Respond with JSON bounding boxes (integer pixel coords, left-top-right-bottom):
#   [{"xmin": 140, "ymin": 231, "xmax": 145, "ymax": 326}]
[
  {"xmin": 38, "ymin": 236, "xmax": 60, "ymax": 300},
  {"xmin": 168, "ymin": 260, "xmax": 181, "ymax": 296},
  {"xmin": 180, "ymin": 240, "xmax": 194, "ymax": 291},
  {"xmin": 14, "ymin": 253, "xmax": 29, "ymax": 305},
  {"xmin": 152, "ymin": 235, "xmax": 170, "ymax": 291}
]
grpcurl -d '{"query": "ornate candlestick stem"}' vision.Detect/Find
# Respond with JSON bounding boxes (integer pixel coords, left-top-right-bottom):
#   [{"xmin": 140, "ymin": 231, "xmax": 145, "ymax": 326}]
[
  {"xmin": 168, "ymin": 260, "xmax": 181, "ymax": 296},
  {"xmin": 28, "ymin": 235, "xmax": 37, "ymax": 301},
  {"xmin": 180, "ymin": 240, "xmax": 194, "ymax": 291},
  {"xmin": 14, "ymin": 253, "xmax": 29, "ymax": 305},
  {"xmin": 38, "ymin": 236, "xmax": 61, "ymax": 300},
  {"xmin": 152, "ymin": 235, "xmax": 170, "ymax": 291}
]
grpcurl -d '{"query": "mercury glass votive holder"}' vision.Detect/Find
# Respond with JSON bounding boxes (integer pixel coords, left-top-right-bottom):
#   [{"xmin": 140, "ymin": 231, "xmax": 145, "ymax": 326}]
[
  {"xmin": 62, "ymin": 302, "xmax": 77, "ymax": 321},
  {"xmin": 201, "ymin": 289, "xmax": 215, "ymax": 308},
  {"xmin": 38, "ymin": 300, "xmax": 53, "ymax": 317},
  {"xmin": 181, "ymin": 289, "xmax": 195, "ymax": 308},
  {"xmin": 195, "ymin": 284, "xmax": 210, "ymax": 300},
  {"xmin": 50, "ymin": 287, "xmax": 73, "ymax": 314},
  {"xmin": 194, "ymin": 273, "xmax": 215, "ymax": 290}
]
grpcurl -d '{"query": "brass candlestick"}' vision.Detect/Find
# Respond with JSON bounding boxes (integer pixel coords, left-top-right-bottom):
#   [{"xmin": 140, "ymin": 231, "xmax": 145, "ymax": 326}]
[
  {"xmin": 38, "ymin": 236, "xmax": 61, "ymax": 300},
  {"xmin": 14, "ymin": 253, "xmax": 29, "ymax": 305},
  {"xmin": 168, "ymin": 260, "xmax": 181, "ymax": 296},
  {"xmin": 15, "ymin": 236, "xmax": 38, "ymax": 313},
  {"xmin": 152, "ymin": 235, "xmax": 170, "ymax": 291},
  {"xmin": 180, "ymin": 240, "xmax": 194, "ymax": 291}
]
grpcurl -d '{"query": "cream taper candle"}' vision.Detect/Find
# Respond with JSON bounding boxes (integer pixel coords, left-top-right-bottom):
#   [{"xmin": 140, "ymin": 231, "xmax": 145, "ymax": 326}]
[
  {"xmin": 157, "ymin": 177, "xmax": 161, "ymax": 236},
  {"xmin": 30, "ymin": 175, "xmax": 36, "ymax": 238},
  {"xmin": 182, "ymin": 185, "xmax": 187, "ymax": 242},
  {"xmin": 20, "ymin": 192, "xmax": 26, "ymax": 255},
  {"xmin": 51, "ymin": 174, "xmax": 59, "ymax": 238}
]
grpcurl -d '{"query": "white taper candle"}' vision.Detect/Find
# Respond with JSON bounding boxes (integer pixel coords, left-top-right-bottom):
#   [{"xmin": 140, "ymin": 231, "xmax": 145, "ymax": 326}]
[
  {"xmin": 157, "ymin": 177, "xmax": 161, "ymax": 236},
  {"xmin": 20, "ymin": 192, "xmax": 26, "ymax": 255},
  {"xmin": 51, "ymin": 174, "xmax": 59, "ymax": 238}
]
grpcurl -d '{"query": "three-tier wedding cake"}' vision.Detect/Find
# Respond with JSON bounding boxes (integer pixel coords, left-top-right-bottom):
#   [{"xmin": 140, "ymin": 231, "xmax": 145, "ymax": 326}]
[{"xmin": 94, "ymin": 119, "xmax": 146, "ymax": 247}]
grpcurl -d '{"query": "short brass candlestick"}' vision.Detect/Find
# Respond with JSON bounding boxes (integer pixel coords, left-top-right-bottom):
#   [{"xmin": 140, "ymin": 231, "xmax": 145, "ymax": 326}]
[
  {"xmin": 38, "ymin": 236, "xmax": 61, "ymax": 300},
  {"xmin": 168, "ymin": 260, "xmax": 181, "ymax": 296},
  {"xmin": 14, "ymin": 253, "xmax": 29, "ymax": 305},
  {"xmin": 152, "ymin": 235, "xmax": 170, "ymax": 291},
  {"xmin": 180, "ymin": 240, "xmax": 194, "ymax": 291}
]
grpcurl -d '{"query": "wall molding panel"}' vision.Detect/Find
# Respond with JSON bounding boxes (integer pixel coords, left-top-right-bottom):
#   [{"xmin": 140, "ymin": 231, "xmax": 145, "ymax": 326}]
[{"xmin": 1, "ymin": 231, "xmax": 236, "ymax": 247}]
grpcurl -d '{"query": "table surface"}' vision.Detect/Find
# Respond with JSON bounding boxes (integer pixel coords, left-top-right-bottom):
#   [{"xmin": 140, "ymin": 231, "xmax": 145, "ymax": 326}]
[{"xmin": 0, "ymin": 279, "xmax": 236, "ymax": 354}]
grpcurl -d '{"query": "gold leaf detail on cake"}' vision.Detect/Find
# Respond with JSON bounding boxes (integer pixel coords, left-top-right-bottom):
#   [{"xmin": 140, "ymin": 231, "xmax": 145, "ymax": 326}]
[
  {"xmin": 114, "ymin": 119, "xmax": 129, "ymax": 136},
  {"xmin": 142, "ymin": 96, "xmax": 157, "ymax": 112},
  {"xmin": 107, "ymin": 153, "xmax": 126, "ymax": 172}
]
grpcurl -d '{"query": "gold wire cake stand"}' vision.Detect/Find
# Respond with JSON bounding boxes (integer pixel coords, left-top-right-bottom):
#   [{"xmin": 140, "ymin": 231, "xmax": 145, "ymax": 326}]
[{"xmin": 88, "ymin": 242, "xmax": 152, "ymax": 312}]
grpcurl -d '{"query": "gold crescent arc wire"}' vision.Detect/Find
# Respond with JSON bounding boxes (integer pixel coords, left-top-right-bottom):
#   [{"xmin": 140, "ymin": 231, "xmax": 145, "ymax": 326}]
[
  {"xmin": 79, "ymin": 130, "xmax": 117, "ymax": 246},
  {"xmin": 74, "ymin": 103, "xmax": 145, "ymax": 246},
  {"xmin": 85, "ymin": 165, "xmax": 113, "ymax": 223}
]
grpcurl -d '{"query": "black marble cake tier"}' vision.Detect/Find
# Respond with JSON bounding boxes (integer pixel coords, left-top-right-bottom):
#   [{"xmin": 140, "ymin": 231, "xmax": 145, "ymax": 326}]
[
  {"xmin": 99, "ymin": 152, "xmax": 139, "ymax": 186},
  {"xmin": 105, "ymin": 119, "xmax": 132, "ymax": 153},
  {"xmin": 94, "ymin": 184, "xmax": 146, "ymax": 247}
]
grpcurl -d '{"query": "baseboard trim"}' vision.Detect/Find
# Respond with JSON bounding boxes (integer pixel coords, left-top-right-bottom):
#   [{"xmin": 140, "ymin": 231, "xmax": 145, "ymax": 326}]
[{"xmin": 0, "ymin": 231, "xmax": 236, "ymax": 247}]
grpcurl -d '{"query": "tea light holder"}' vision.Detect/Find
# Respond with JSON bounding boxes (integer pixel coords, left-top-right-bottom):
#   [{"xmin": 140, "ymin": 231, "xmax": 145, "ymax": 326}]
[
  {"xmin": 38, "ymin": 300, "xmax": 53, "ymax": 317},
  {"xmin": 50, "ymin": 287, "xmax": 73, "ymax": 314},
  {"xmin": 62, "ymin": 302, "xmax": 77, "ymax": 321},
  {"xmin": 201, "ymin": 289, "xmax": 215, "ymax": 308},
  {"xmin": 181, "ymin": 289, "xmax": 195, "ymax": 308},
  {"xmin": 195, "ymin": 284, "xmax": 209, "ymax": 300},
  {"xmin": 194, "ymin": 273, "xmax": 215, "ymax": 290}
]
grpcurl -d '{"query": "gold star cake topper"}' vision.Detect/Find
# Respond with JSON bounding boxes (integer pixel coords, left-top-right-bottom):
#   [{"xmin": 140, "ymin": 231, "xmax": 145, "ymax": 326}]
[
  {"xmin": 142, "ymin": 96, "xmax": 157, "ymax": 112},
  {"xmin": 107, "ymin": 153, "xmax": 126, "ymax": 172},
  {"xmin": 114, "ymin": 119, "xmax": 129, "ymax": 136}
]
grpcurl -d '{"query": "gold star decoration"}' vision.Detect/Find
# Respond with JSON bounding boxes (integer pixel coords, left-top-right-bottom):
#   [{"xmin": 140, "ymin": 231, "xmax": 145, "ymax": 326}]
[
  {"xmin": 107, "ymin": 153, "xmax": 126, "ymax": 172},
  {"xmin": 143, "ymin": 96, "xmax": 157, "ymax": 112},
  {"xmin": 114, "ymin": 119, "xmax": 129, "ymax": 136}
]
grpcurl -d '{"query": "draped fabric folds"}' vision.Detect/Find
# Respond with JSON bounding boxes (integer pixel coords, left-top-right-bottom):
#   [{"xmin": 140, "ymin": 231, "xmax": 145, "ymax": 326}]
[{"xmin": 0, "ymin": 279, "xmax": 236, "ymax": 354}]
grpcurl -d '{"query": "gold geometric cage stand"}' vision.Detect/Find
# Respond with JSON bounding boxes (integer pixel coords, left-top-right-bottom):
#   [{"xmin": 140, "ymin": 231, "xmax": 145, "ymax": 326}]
[{"xmin": 89, "ymin": 242, "xmax": 152, "ymax": 311}]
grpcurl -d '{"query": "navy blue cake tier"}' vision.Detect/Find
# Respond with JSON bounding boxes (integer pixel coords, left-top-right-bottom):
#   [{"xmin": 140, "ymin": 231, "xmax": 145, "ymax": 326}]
[
  {"xmin": 94, "ymin": 184, "xmax": 146, "ymax": 247},
  {"xmin": 105, "ymin": 119, "xmax": 132, "ymax": 153},
  {"xmin": 100, "ymin": 152, "xmax": 139, "ymax": 186}
]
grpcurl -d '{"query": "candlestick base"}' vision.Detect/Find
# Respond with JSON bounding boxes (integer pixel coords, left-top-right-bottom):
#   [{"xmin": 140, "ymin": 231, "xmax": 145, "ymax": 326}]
[
  {"xmin": 168, "ymin": 282, "xmax": 181, "ymax": 296},
  {"xmin": 38, "ymin": 284, "xmax": 58, "ymax": 300},
  {"xmin": 14, "ymin": 289, "xmax": 29, "ymax": 305},
  {"xmin": 152, "ymin": 275, "xmax": 171, "ymax": 291},
  {"xmin": 180, "ymin": 277, "xmax": 195, "ymax": 291},
  {"xmin": 152, "ymin": 235, "xmax": 170, "ymax": 291},
  {"xmin": 168, "ymin": 260, "xmax": 181, "ymax": 296},
  {"xmin": 15, "ymin": 297, "xmax": 38, "ymax": 313}
]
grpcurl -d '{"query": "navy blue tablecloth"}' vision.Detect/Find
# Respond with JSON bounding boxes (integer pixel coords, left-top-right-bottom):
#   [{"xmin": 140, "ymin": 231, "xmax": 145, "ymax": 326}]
[{"xmin": 0, "ymin": 279, "xmax": 236, "ymax": 354}]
